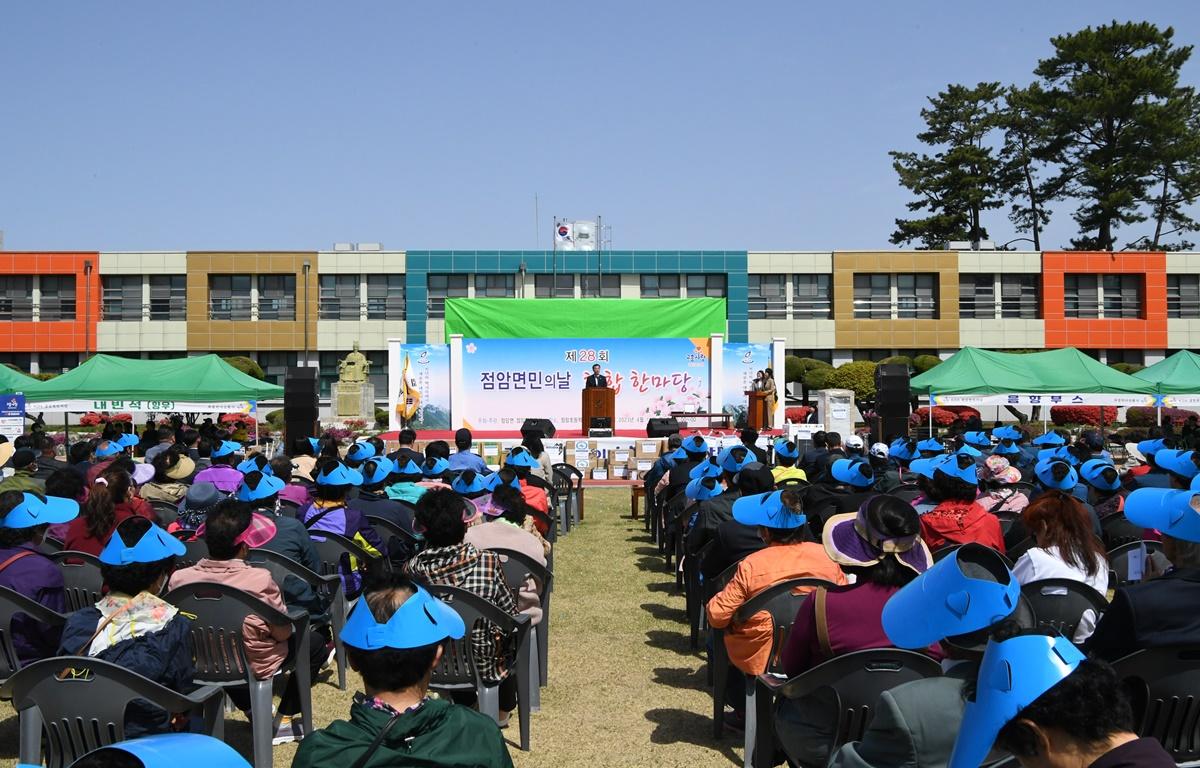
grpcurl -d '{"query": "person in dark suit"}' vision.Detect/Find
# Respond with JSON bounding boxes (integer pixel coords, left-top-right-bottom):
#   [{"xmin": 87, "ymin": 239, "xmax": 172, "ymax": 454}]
[
  {"xmin": 585, "ymin": 364, "xmax": 608, "ymax": 389},
  {"xmin": 739, "ymin": 428, "xmax": 769, "ymax": 465},
  {"xmin": 1087, "ymin": 486, "xmax": 1200, "ymax": 661}
]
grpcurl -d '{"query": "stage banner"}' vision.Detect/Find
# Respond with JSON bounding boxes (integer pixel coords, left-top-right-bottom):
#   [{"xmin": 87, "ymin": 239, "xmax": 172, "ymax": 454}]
[
  {"xmin": 460, "ymin": 337, "xmax": 710, "ymax": 431},
  {"xmin": 722, "ymin": 343, "xmax": 771, "ymax": 428},
  {"xmin": 932, "ymin": 392, "xmax": 1157, "ymax": 407},
  {"xmin": 388, "ymin": 343, "xmax": 452, "ymax": 431}
]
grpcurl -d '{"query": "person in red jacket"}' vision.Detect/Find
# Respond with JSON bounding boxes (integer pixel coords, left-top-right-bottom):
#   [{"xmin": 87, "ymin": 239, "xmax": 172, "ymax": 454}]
[
  {"xmin": 64, "ymin": 467, "xmax": 155, "ymax": 555},
  {"xmin": 911, "ymin": 453, "xmax": 1005, "ymax": 554}
]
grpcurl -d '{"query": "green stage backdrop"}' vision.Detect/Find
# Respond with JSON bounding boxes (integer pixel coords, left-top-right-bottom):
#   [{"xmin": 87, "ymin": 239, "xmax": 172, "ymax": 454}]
[{"xmin": 443, "ymin": 298, "xmax": 727, "ymax": 340}]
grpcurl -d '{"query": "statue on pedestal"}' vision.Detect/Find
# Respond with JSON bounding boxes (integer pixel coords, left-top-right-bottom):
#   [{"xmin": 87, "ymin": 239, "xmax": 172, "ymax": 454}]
[
  {"xmin": 338, "ymin": 343, "xmax": 370, "ymax": 383},
  {"xmin": 333, "ymin": 343, "xmax": 374, "ymax": 420}
]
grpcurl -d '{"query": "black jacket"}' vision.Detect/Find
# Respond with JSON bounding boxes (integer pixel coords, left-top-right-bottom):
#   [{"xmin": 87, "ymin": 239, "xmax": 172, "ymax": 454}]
[
  {"xmin": 743, "ymin": 444, "xmax": 769, "ymax": 465},
  {"xmin": 701, "ymin": 519, "xmax": 765, "ymax": 581},
  {"xmin": 585, "ymin": 374, "xmax": 608, "ymax": 388},
  {"xmin": 685, "ymin": 490, "xmax": 741, "ymax": 556},
  {"xmin": 1086, "ymin": 568, "xmax": 1200, "ymax": 662},
  {"xmin": 801, "ymin": 484, "xmax": 876, "ymax": 536}
]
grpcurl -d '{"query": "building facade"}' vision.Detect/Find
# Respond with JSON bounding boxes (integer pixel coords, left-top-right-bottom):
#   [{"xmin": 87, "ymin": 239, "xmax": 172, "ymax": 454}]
[{"xmin": 0, "ymin": 247, "xmax": 1194, "ymax": 400}]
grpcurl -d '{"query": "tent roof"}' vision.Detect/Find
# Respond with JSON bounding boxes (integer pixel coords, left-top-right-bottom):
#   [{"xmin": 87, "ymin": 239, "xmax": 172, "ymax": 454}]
[
  {"xmin": 909, "ymin": 347, "xmax": 1156, "ymax": 396},
  {"xmin": 0, "ymin": 366, "xmax": 42, "ymax": 395},
  {"xmin": 1133, "ymin": 350, "xmax": 1200, "ymax": 394},
  {"xmin": 25, "ymin": 354, "xmax": 283, "ymax": 403}
]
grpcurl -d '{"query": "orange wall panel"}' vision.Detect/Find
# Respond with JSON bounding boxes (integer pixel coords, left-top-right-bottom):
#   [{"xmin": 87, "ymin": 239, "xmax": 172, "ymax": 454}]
[
  {"xmin": 1041, "ymin": 251, "xmax": 1166, "ymax": 349},
  {"xmin": 0, "ymin": 252, "xmax": 100, "ymax": 355}
]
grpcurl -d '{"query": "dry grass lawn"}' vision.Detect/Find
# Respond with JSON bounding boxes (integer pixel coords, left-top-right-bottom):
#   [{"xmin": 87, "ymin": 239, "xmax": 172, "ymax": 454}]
[{"xmin": 0, "ymin": 488, "xmax": 741, "ymax": 767}]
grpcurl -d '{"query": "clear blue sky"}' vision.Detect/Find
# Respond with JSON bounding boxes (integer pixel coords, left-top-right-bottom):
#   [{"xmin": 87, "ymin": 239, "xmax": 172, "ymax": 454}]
[{"xmin": 2, "ymin": 1, "xmax": 1199, "ymax": 253}]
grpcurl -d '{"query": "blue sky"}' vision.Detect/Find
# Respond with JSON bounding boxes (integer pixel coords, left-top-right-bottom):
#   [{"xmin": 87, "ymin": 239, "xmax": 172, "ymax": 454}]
[{"xmin": 2, "ymin": 1, "xmax": 1199, "ymax": 252}]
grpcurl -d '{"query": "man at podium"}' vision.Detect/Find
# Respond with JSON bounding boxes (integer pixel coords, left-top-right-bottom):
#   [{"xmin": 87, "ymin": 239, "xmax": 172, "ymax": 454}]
[{"xmin": 585, "ymin": 363, "xmax": 608, "ymax": 388}]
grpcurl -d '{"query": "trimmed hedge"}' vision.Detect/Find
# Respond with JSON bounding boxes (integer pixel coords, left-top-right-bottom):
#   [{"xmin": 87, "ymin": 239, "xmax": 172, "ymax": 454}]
[
  {"xmin": 910, "ymin": 405, "xmax": 981, "ymax": 427},
  {"xmin": 1127, "ymin": 406, "xmax": 1199, "ymax": 428},
  {"xmin": 1049, "ymin": 405, "xmax": 1118, "ymax": 426},
  {"xmin": 826, "ymin": 361, "xmax": 878, "ymax": 401}
]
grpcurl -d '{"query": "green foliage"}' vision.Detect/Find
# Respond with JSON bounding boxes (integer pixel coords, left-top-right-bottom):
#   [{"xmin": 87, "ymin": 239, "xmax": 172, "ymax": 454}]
[
  {"xmin": 265, "ymin": 409, "xmax": 286, "ymax": 428},
  {"xmin": 998, "ymin": 86, "xmax": 1063, "ymax": 249},
  {"xmin": 912, "ymin": 355, "xmax": 943, "ymax": 373},
  {"xmin": 222, "ymin": 356, "xmax": 265, "ymax": 381},
  {"xmin": 879, "ymin": 355, "xmax": 914, "ymax": 369},
  {"xmin": 32, "ymin": 373, "xmax": 59, "ymax": 381},
  {"xmin": 1109, "ymin": 362, "xmax": 1145, "ymax": 375},
  {"xmin": 826, "ymin": 361, "xmax": 878, "ymax": 401},
  {"xmin": 785, "ymin": 356, "xmax": 832, "ymax": 383},
  {"xmin": 803, "ymin": 364, "xmax": 834, "ymax": 391},
  {"xmin": 375, "ymin": 408, "xmax": 388, "ymax": 428},
  {"xmin": 889, "ymin": 82, "xmax": 1009, "ymax": 248}
]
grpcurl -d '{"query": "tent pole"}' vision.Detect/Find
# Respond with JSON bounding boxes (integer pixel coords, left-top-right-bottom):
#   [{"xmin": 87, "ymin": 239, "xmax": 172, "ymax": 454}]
[
  {"xmin": 63, "ymin": 412, "xmax": 69, "ymax": 450},
  {"xmin": 1157, "ymin": 406, "xmax": 1163, "ymax": 427}
]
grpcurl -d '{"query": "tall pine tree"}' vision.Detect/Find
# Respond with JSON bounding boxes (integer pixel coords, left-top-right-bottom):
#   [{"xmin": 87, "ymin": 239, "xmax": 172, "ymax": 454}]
[
  {"xmin": 998, "ymin": 85, "xmax": 1062, "ymax": 250},
  {"xmin": 889, "ymin": 82, "xmax": 1008, "ymax": 249}
]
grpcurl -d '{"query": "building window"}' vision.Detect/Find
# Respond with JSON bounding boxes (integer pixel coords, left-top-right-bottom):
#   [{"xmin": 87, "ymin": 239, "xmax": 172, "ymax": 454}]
[
  {"xmin": 1106, "ymin": 349, "xmax": 1144, "ymax": 366},
  {"xmin": 852, "ymin": 349, "xmax": 893, "ymax": 362},
  {"xmin": 1168, "ymin": 274, "xmax": 1200, "ymax": 319},
  {"xmin": 0, "ymin": 276, "xmax": 34, "ymax": 321},
  {"xmin": 366, "ymin": 350, "xmax": 388, "ymax": 397},
  {"xmin": 39, "ymin": 352, "xmax": 79, "ymax": 375},
  {"xmin": 786, "ymin": 348, "xmax": 833, "ymax": 364},
  {"xmin": 101, "ymin": 276, "xmax": 143, "ymax": 321},
  {"xmin": 148, "ymin": 276, "xmax": 186, "ymax": 321},
  {"xmin": 1065, "ymin": 274, "xmax": 1140, "ymax": 319},
  {"xmin": 474, "ymin": 274, "xmax": 515, "ymax": 298},
  {"xmin": 640, "ymin": 274, "xmax": 680, "ymax": 298},
  {"xmin": 209, "ymin": 275, "xmax": 253, "ymax": 320},
  {"xmin": 896, "ymin": 274, "xmax": 937, "ymax": 319},
  {"xmin": 959, "ymin": 274, "xmax": 996, "ymax": 319},
  {"xmin": 320, "ymin": 275, "xmax": 361, "ymax": 320},
  {"xmin": 748, "ymin": 274, "xmax": 786, "ymax": 319},
  {"xmin": 853, "ymin": 274, "xmax": 892, "ymax": 319},
  {"xmin": 686, "ymin": 274, "xmax": 726, "ymax": 298},
  {"xmin": 256, "ymin": 275, "xmax": 296, "ymax": 321},
  {"xmin": 535, "ymin": 274, "xmax": 574, "ymax": 298},
  {"xmin": 0, "ymin": 353, "xmax": 32, "ymax": 371},
  {"xmin": 427, "ymin": 274, "xmax": 468, "ymax": 318},
  {"xmin": 1000, "ymin": 274, "xmax": 1040, "ymax": 319},
  {"xmin": 793, "ymin": 274, "xmax": 832, "ymax": 319},
  {"xmin": 317, "ymin": 352, "xmax": 340, "ymax": 397},
  {"xmin": 366, "ymin": 275, "xmax": 406, "ymax": 320},
  {"xmin": 580, "ymin": 274, "xmax": 620, "ymax": 298},
  {"xmin": 256, "ymin": 352, "xmax": 296, "ymax": 387},
  {"xmin": 37, "ymin": 275, "xmax": 76, "ymax": 321}
]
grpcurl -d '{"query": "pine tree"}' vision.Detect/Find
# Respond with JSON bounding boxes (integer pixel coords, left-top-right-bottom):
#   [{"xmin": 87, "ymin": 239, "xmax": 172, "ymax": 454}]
[{"xmin": 998, "ymin": 86, "xmax": 1062, "ymax": 250}]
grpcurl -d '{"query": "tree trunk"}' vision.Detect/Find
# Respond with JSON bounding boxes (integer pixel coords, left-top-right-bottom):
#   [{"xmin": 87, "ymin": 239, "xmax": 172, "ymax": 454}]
[
  {"xmin": 1003, "ymin": 405, "xmax": 1028, "ymax": 423},
  {"xmin": 1020, "ymin": 135, "xmax": 1041, "ymax": 250},
  {"xmin": 1100, "ymin": 218, "xmax": 1113, "ymax": 251},
  {"xmin": 1152, "ymin": 173, "xmax": 1169, "ymax": 248}
]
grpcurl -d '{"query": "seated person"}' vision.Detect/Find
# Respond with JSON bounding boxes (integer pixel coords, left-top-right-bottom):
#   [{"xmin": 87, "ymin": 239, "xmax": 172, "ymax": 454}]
[
  {"xmin": 43, "ymin": 467, "xmax": 86, "ymax": 542},
  {"xmin": 799, "ymin": 457, "xmax": 878, "ymax": 536},
  {"xmin": 452, "ymin": 470, "xmax": 493, "ymax": 525},
  {"xmin": 419, "ymin": 456, "xmax": 455, "ymax": 488},
  {"xmin": 170, "ymin": 500, "xmax": 323, "ymax": 744},
  {"xmin": 271, "ymin": 455, "xmax": 313, "ymax": 510},
  {"xmin": 1087, "ymin": 485, "xmax": 1200, "ymax": 660},
  {"xmin": 867, "ymin": 443, "xmax": 901, "ymax": 493},
  {"xmin": 343, "ymin": 440, "xmax": 377, "ymax": 470},
  {"xmin": 0, "ymin": 448, "xmax": 46, "ymax": 494},
  {"xmin": 770, "ymin": 439, "xmax": 807, "ymax": 484},
  {"xmin": 1124, "ymin": 438, "xmax": 1176, "ymax": 489},
  {"xmin": 1081, "ymin": 458, "xmax": 1142, "ymax": 549},
  {"xmin": 953, "ymin": 633, "xmax": 1174, "ymax": 768},
  {"xmin": 293, "ymin": 573, "xmax": 511, "ymax": 768},
  {"xmin": 518, "ymin": 435, "xmax": 554, "ymax": 484},
  {"xmin": 288, "ymin": 436, "xmax": 320, "ymax": 483},
  {"xmin": 502, "ymin": 448, "xmax": 550, "ymax": 511},
  {"xmin": 405, "ymin": 488, "xmax": 519, "ymax": 722},
  {"xmin": 685, "ymin": 462, "xmax": 774, "ymax": 556},
  {"xmin": 64, "ymin": 468, "xmax": 155, "ymax": 555},
  {"xmin": 385, "ymin": 458, "xmax": 430, "ymax": 505},
  {"xmin": 348, "ymin": 457, "xmax": 413, "ymax": 531},
  {"xmin": 1031, "ymin": 457, "xmax": 1104, "ymax": 535},
  {"xmin": 300, "ymin": 459, "xmax": 387, "ymax": 595},
  {"xmin": 481, "ymin": 470, "xmax": 551, "ymax": 543},
  {"xmin": 386, "ymin": 428, "xmax": 425, "ymax": 468},
  {"xmin": 464, "ymin": 483, "xmax": 549, "ymax": 624},
  {"xmin": 777, "ymin": 496, "xmax": 938, "ymax": 766},
  {"xmin": 706, "ymin": 490, "xmax": 845, "ymax": 724},
  {"xmin": 0, "ymin": 490, "xmax": 75, "ymax": 662},
  {"xmin": 914, "ymin": 454, "xmax": 1005, "ymax": 553},
  {"xmin": 138, "ymin": 447, "xmax": 195, "ymax": 506},
  {"xmin": 448, "ymin": 428, "xmax": 489, "ymax": 475},
  {"xmin": 191, "ymin": 440, "xmax": 244, "ymax": 493},
  {"xmin": 60, "ymin": 517, "xmax": 194, "ymax": 737},
  {"xmin": 655, "ymin": 435, "xmax": 710, "ymax": 503},
  {"xmin": 172, "ymin": 481, "xmax": 221, "ymax": 536},
  {"xmin": 975, "ymin": 455, "xmax": 1029, "ymax": 514}
]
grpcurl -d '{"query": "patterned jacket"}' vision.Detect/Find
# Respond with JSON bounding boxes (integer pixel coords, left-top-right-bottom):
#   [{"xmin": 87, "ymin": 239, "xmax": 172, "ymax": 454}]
[{"xmin": 406, "ymin": 543, "xmax": 517, "ymax": 682}]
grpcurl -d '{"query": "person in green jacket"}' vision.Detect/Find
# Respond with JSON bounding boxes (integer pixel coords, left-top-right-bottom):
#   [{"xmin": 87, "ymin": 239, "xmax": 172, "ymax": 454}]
[
  {"xmin": 0, "ymin": 449, "xmax": 47, "ymax": 495},
  {"xmin": 292, "ymin": 572, "xmax": 513, "ymax": 768}
]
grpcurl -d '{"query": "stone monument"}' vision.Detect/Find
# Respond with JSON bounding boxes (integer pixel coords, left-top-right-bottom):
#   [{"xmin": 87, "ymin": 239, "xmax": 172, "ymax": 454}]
[{"xmin": 332, "ymin": 342, "xmax": 376, "ymax": 420}]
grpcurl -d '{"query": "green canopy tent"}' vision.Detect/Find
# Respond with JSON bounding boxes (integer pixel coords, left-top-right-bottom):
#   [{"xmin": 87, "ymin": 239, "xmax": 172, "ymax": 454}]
[
  {"xmin": 1134, "ymin": 350, "xmax": 1200, "ymax": 399},
  {"xmin": 25, "ymin": 354, "xmax": 282, "ymax": 415},
  {"xmin": 909, "ymin": 347, "xmax": 1157, "ymax": 435},
  {"xmin": 0, "ymin": 367, "xmax": 43, "ymax": 440},
  {"xmin": 0, "ymin": 366, "xmax": 43, "ymax": 395}
]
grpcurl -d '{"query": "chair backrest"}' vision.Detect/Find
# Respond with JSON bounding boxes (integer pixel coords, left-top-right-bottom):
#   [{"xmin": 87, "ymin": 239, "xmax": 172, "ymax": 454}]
[
  {"xmin": 1020, "ymin": 579, "xmax": 1108, "ymax": 639},
  {"xmin": 0, "ymin": 655, "xmax": 213, "ymax": 768},
  {"xmin": 365, "ymin": 514, "xmax": 421, "ymax": 561},
  {"xmin": 176, "ymin": 539, "xmax": 210, "ymax": 569},
  {"xmin": 1012, "ymin": 481, "xmax": 1038, "ymax": 496},
  {"xmin": 245, "ymin": 548, "xmax": 338, "ymax": 597},
  {"xmin": 887, "ymin": 485, "xmax": 923, "ymax": 504},
  {"xmin": 149, "ymin": 501, "xmax": 180, "ymax": 526},
  {"xmin": 528, "ymin": 509, "xmax": 557, "ymax": 544},
  {"xmin": 1006, "ymin": 537, "xmax": 1035, "ymax": 561},
  {"xmin": 40, "ymin": 536, "xmax": 64, "ymax": 554},
  {"xmin": 309, "ymin": 530, "xmax": 387, "ymax": 579},
  {"xmin": 486, "ymin": 547, "xmax": 553, "ymax": 600},
  {"xmin": 424, "ymin": 584, "xmax": 521, "ymax": 689},
  {"xmin": 49, "ymin": 551, "xmax": 104, "ymax": 614},
  {"xmin": 733, "ymin": 578, "xmax": 836, "ymax": 675},
  {"xmin": 0, "ymin": 585, "xmax": 67, "ymax": 680},
  {"xmin": 932, "ymin": 544, "xmax": 962, "ymax": 563},
  {"xmin": 1113, "ymin": 645, "xmax": 1200, "ymax": 762},
  {"xmin": 550, "ymin": 468, "xmax": 572, "ymax": 500},
  {"xmin": 551, "ymin": 463, "xmax": 583, "ymax": 487},
  {"xmin": 777, "ymin": 478, "xmax": 808, "ymax": 488},
  {"xmin": 1107, "ymin": 540, "xmax": 1171, "ymax": 588},
  {"xmin": 164, "ymin": 581, "xmax": 298, "ymax": 685},
  {"xmin": 778, "ymin": 648, "xmax": 944, "ymax": 751}
]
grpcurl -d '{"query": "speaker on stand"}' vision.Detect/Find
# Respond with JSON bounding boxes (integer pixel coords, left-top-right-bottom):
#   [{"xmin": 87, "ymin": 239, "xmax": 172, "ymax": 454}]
[
  {"xmin": 873, "ymin": 363, "xmax": 912, "ymax": 444},
  {"xmin": 284, "ymin": 367, "xmax": 320, "ymax": 448},
  {"xmin": 520, "ymin": 418, "xmax": 557, "ymax": 439},
  {"xmin": 646, "ymin": 417, "xmax": 681, "ymax": 438}
]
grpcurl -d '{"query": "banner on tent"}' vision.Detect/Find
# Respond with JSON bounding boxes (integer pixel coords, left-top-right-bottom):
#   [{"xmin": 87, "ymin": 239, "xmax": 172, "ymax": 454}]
[
  {"xmin": 932, "ymin": 393, "xmax": 1157, "ymax": 407},
  {"xmin": 722, "ymin": 343, "xmax": 771, "ymax": 428},
  {"xmin": 32, "ymin": 399, "xmax": 256, "ymax": 413},
  {"xmin": 1162, "ymin": 395, "xmax": 1200, "ymax": 407},
  {"xmin": 460, "ymin": 337, "xmax": 710, "ymax": 430},
  {"xmin": 0, "ymin": 394, "xmax": 25, "ymax": 441},
  {"xmin": 388, "ymin": 344, "xmax": 451, "ymax": 431}
]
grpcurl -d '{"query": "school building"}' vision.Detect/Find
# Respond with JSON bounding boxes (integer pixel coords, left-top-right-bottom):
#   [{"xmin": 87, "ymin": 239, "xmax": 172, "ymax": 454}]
[{"xmin": 0, "ymin": 246, "xmax": 1194, "ymax": 400}]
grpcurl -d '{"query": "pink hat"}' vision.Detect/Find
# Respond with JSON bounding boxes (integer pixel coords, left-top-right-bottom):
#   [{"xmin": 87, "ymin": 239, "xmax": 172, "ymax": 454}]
[
  {"xmin": 196, "ymin": 511, "xmax": 277, "ymax": 549},
  {"xmin": 981, "ymin": 455, "xmax": 1021, "ymax": 485},
  {"xmin": 823, "ymin": 497, "xmax": 931, "ymax": 575}
]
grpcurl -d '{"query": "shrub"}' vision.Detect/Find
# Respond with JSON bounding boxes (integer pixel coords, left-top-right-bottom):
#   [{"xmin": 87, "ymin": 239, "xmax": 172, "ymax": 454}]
[
  {"xmin": 803, "ymin": 365, "xmax": 834, "ymax": 391},
  {"xmin": 265, "ymin": 409, "xmax": 286, "ymax": 428},
  {"xmin": 909, "ymin": 405, "xmax": 981, "ymax": 427},
  {"xmin": 826, "ymin": 361, "xmax": 878, "ymax": 401},
  {"xmin": 879, "ymin": 355, "xmax": 913, "ymax": 369},
  {"xmin": 1109, "ymin": 362, "xmax": 1145, "ymax": 375},
  {"xmin": 375, "ymin": 408, "xmax": 388, "ymax": 427},
  {"xmin": 784, "ymin": 405, "xmax": 814, "ymax": 423},
  {"xmin": 78, "ymin": 411, "xmax": 133, "ymax": 426},
  {"xmin": 1127, "ymin": 406, "xmax": 1199, "ymax": 428},
  {"xmin": 1049, "ymin": 405, "xmax": 1118, "ymax": 426},
  {"xmin": 219, "ymin": 413, "xmax": 257, "ymax": 431},
  {"xmin": 912, "ymin": 355, "xmax": 943, "ymax": 373},
  {"xmin": 787, "ymin": 357, "xmax": 832, "ymax": 384},
  {"xmin": 222, "ymin": 356, "xmax": 265, "ymax": 381}
]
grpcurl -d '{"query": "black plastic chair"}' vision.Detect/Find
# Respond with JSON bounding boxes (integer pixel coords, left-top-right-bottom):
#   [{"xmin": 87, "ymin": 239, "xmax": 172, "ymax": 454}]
[
  {"xmin": 487, "ymin": 547, "xmax": 553, "ymax": 706},
  {"xmin": 1107, "ymin": 540, "xmax": 1171, "ymax": 588},
  {"xmin": 931, "ymin": 544, "xmax": 962, "ymax": 563},
  {"xmin": 277, "ymin": 498, "xmax": 302, "ymax": 517},
  {"xmin": 1020, "ymin": 579, "xmax": 1109, "ymax": 643},
  {"xmin": 552, "ymin": 462, "xmax": 584, "ymax": 525},
  {"xmin": 0, "ymin": 655, "xmax": 224, "ymax": 768},
  {"xmin": 0, "ymin": 585, "xmax": 67, "ymax": 682},
  {"xmin": 887, "ymin": 485, "xmax": 923, "ymax": 504},
  {"xmin": 309, "ymin": 529, "xmax": 391, "ymax": 596},
  {"xmin": 164, "ymin": 582, "xmax": 313, "ymax": 768},
  {"xmin": 777, "ymin": 478, "xmax": 808, "ymax": 489},
  {"xmin": 246, "ymin": 547, "xmax": 347, "ymax": 691},
  {"xmin": 1112, "ymin": 645, "xmax": 1200, "ymax": 763},
  {"xmin": 177, "ymin": 538, "xmax": 210, "ymax": 569},
  {"xmin": 365, "ymin": 514, "xmax": 422, "ymax": 564},
  {"xmin": 758, "ymin": 649, "xmax": 944, "ymax": 768},
  {"xmin": 39, "ymin": 536, "xmax": 64, "ymax": 554},
  {"xmin": 149, "ymin": 500, "xmax": 180, "ymax": 526},
  {"xmin": 425, "ymin": 585, "xmax": 533, "ymax": 751},
  {"xmin": 1006, "ymin": 537, "xmax": 1035, "ymax": 561},
  {"xmin": 49, "ymin": 551, "xmax": 104, "ymax": 613},
  {"xmin": 685, "ymin": 540, "xmax": 715, "ymax": 650}
]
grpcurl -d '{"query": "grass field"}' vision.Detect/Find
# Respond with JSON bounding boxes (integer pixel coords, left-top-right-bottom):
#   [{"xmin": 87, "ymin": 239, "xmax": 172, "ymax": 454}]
[{"xmin": 0, "ymin": 488, "xmax": 742, "ymax": 767}]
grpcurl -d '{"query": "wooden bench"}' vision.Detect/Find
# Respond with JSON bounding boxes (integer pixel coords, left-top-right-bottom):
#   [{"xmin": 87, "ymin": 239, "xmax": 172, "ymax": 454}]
[{"xmin": 630, "ymin": 485, "xmax": 645, "ymax": 519}]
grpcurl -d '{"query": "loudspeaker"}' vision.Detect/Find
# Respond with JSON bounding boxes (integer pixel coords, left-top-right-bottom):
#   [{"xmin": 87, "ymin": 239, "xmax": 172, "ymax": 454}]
[
  {"xmin": 284, "ymin": 368, "xmax": 320, "ymax": 446},
  {"xmin": 589, "ymin": 416, "xmax": 612, "ymax": 429},
  {"xmin": 873, "ymin": 415, "xmax": 910, "ymax": 445},
  {"xmin": 874, "ymin": 363, "xmax": 911, "ymax": 420},
  {"xmin": 520, "ymin": 418, "xmax": 556, "ymax": 439},
  {"xmin": 646, "ymin": 417, "xmax": 681, "ymax": 438}
]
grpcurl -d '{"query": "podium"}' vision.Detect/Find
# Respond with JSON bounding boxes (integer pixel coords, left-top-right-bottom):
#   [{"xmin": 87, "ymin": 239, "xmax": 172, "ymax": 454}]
[
  {"xmin": 582, "ymin": 386, "xmax": 615, "ymax": 431},
  {"xmin": 745, "ymin": 390, "xmax": 769, "ymax": 431}
]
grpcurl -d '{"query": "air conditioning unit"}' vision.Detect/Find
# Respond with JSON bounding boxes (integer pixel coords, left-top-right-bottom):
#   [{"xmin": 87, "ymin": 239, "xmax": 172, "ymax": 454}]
[
  {"xmin": 358, "ymin": 243, "xmax": 383, "ymax": 251},
  {"xmin": 947, "ymin": 241, "xmax": 972, "ymax": 250},
  {"xmin": 333, "ymin": 243, "xmax": 354, "ymax": 251}
]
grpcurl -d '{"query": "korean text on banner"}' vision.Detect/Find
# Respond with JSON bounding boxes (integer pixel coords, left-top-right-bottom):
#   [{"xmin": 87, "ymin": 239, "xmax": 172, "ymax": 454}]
[
  {"xmin": 722, "ymin": 343, "xmax": 771, "ymax": 428},
  {"xmin": 389, "ymin": 343, "xmax": 451, "ymax": 431}
]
